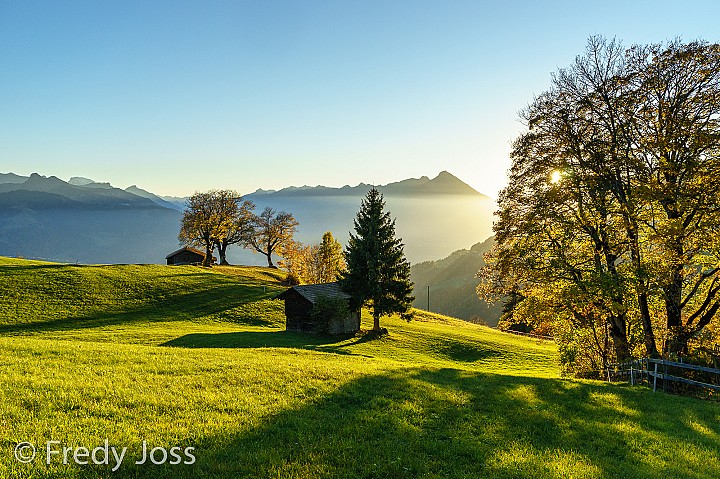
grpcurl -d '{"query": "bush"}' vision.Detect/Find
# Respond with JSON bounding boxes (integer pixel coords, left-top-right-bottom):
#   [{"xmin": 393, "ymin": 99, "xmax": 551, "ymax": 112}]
[
  {"xmin": 311, "ymin": 294, "xmax": 350, "ymax": 334},
  {"xmin": 285, "ymin": 271, "xmax": 301, "ymax": 286}
]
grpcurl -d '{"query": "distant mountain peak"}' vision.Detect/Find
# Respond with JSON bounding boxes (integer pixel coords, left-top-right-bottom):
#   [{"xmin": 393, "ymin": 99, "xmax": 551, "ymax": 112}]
[
  {"xmin": 0, "ymin": 173, "xmax": 166, "ymax": 210},
  {"xmin": 251, "ymin": 188, "xmax": 277, "ymax": 195},
  {"xmin": 0, "ymin": 172, "xmax": 30, "ymax": 184},
  {"xmin": 434, "ymin": 170, "xmax": 464, "ymax": 183},
  {"xmin": 25, "ymin": 173, "xmax": 66, "ymax": 187},
  {"xmin": 379, "ymin": 171, "xmax": 483, "ymax": 197},
  {"xmin": 68, "ymin": 176, "xmax": 95, "ymax": 186},
  {"xmin": 125, "ymin": 185, "xmax": 185, "ymax": 211},
  {"xmin": 248, "ymin": 171, "xmax": 486, "ymax": 198},
  {"xmin": 68, "ymin": 176, "xmax": 113, "ymax": 189}
]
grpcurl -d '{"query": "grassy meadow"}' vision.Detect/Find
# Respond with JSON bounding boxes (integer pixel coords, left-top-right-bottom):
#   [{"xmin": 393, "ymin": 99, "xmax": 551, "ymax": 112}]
[{"xmin": 0, "ymin": 257, "xmax": 718, "ymax": 478}]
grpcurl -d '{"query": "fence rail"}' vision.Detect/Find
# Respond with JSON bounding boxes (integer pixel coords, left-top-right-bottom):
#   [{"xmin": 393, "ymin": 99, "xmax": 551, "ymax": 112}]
[
  {"xmin": 606, "ymin": 358, "xmax": 720, "ymax": 397},
  {"xmin": 501, "ymin": 329, "xmax": 554, "ymax": 341}
]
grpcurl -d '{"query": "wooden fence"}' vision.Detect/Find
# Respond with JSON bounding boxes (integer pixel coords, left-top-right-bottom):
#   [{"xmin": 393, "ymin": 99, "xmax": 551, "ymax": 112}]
[
  {"xmin": 501, "ymin": 329, "xmax": 554, "ymax": 341},
  {"xmin": 606, "ymin": 358, "xmax": 720, "ymax": 397}
]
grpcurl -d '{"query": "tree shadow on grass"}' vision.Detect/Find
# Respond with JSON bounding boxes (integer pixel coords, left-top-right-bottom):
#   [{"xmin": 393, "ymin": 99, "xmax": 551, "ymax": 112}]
[
  {"xmin": 67, "ymin": 368, "xmax": 720, "ymax": 479},
  {"xmin": 437, "ymin": 341, "xmax": 502, "ymax": 362},
  {"xmin": 0, "ymin": 263, "xmax": 84, "ymax": 271},
  {"xmin": 210, "ymin": 370, "xmax": 720, "ymax": 478},
  {"xmin": 160, "ymin": 330, "xmax": 392, "ymax": 360},
  {"xmin": 162, "ymin": 328, "xmax": 505, "ymax": 363},
  {"xmin": 161, "ymin": 330, "xmax": 357, "ymax": 352}
]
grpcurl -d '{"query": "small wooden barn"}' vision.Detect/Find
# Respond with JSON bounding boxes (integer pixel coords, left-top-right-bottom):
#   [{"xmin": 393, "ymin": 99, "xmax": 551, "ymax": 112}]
[
  {"xmin": 165, "ymin": 246, "xmax": 207, "ymax": 265},
  {"xmin": 275, "ymin": 282, "xmax": 360, "ymax": 334}
]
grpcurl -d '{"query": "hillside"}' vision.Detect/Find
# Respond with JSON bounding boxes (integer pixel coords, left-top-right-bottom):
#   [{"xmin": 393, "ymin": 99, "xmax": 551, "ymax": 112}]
[
  {"xmin": 411, "ymin": 237, "xmax": 503, "ymax": 325},
  {"xmin": 1, "ymin": 257, "xmax": 718, "ymax": 478}
]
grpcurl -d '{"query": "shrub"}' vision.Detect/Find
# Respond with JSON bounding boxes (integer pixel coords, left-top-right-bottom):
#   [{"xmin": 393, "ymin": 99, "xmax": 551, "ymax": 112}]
[
  {"xmin": 285, "ymin": 271, "xmax": 301, "ymax": 286},
  {"xmin": 310, "ymin": 294, "xmax": 350, "ymax": 334}
]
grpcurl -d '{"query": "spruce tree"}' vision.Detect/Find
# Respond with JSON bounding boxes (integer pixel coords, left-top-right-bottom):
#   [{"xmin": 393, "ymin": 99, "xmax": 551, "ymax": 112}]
[{"xmin": 341, "ymin": 188, "xmax": 414, "ymax": 331}]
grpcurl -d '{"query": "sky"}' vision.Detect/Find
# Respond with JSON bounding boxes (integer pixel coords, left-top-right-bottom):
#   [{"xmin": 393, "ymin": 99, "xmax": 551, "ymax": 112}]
[{"xmin": 1, "ymin": 1, "xmax": 718, "ymax": 198}]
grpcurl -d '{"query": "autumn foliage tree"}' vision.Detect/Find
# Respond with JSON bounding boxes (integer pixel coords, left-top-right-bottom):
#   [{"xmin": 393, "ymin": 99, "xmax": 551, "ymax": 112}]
[
  {"xmin": 312, "ymin": 231, "xmax": 345, "ymax": 283},
  {"xmin": 246, "ymin": 207, "xmax": 299, "ymax": 268},
  {"xmin": 178, "ymin": 191, "xmax": 220, "ymax": 267},
  {"xmin": 279, "ymin": 231, "xmax": 345, "ymax": 284},
  {"xmin": 212, "ymin": 191, "xmax": 254, "ymax": 266},
  {"xmin": 179, "ymin": 190, "xmax": 255, "ymax": 267},
  {"xmin": 478, "ymin": 37, "xmax": 720, "ymax": 372}
]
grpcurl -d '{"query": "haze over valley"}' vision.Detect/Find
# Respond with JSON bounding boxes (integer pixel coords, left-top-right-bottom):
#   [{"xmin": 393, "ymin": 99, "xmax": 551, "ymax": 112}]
[{"xmin": 0, "ymin": 170, "xmax": 493, "ymax": 264}]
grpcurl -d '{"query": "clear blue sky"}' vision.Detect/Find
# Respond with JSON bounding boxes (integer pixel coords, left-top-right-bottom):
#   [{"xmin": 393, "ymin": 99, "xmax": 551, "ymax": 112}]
[{"xmin": 1, "ymin": 1, "xmax": 718, "ymax": 197}]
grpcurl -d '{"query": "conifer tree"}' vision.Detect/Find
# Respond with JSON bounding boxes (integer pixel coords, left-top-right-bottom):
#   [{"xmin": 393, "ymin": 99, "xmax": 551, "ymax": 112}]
[{"xmin": 341, "ymin": 188, "xmax": 414, "ymax": 331}]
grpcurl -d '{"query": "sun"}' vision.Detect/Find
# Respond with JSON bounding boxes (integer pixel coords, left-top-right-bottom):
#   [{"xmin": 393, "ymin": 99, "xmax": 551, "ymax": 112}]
[{"xmin": 550, "ymin": 170, "xmax": 563, "ymax": 184}]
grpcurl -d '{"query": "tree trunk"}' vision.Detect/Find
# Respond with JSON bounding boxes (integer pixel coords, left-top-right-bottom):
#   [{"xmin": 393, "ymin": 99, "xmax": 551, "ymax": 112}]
[
  {"xmin": 626, "ymin": 220, "xmax": 659, "ymax": 358},
  {"xmin": 266, "ymin": 252, "xmax": 275, "ymax": 268},
  {"xmin": 216, "ymin": 241, "xmax": 229, "ymax": 266},
  {"xmin": 203, "ymin": 243, "xmax": 213, "ymax": 267},
  {"xmin": 666, "ymin": 326, "xmax": 690, "ymax": 357},
  {"xmin": 373, "ymin": 311, "xmax": 381, "ymax": 331},
  {"xmin": 638, "ymin": 291, "xmax": 659, "ymax": 357},
  {"xmin": 608, "ymin": 315, "xmax": 630, "ymax": 362},
  {"xmin": 663, "ymin": 266, "xmax": 684, "ymax": 356}
]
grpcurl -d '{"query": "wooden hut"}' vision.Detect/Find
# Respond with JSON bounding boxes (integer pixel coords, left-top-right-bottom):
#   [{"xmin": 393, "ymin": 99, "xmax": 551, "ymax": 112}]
[
  {"xmin": 275, "ymin": 282, "xmax": 360, "ymax": 334},
  {"xmin": 165, "ymin": 246, "xmax": 207, "ymax": 265}
]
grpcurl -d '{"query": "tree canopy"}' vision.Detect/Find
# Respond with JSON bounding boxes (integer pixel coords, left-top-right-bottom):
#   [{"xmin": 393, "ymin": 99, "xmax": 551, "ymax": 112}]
[
  {"xmin": 179, "ymin": 190, "xmax": 255, "ymax": 267},
  {"xmin": 245, "ymin": 207, "xmax": 299, "ymax": 268},
  {"xmin": 478, "ymin": 37, "xmax": 720, "ymax": 373},
  {"xmin": 279, "ymin": 231, "xmax": 345, "ymax": 285}
]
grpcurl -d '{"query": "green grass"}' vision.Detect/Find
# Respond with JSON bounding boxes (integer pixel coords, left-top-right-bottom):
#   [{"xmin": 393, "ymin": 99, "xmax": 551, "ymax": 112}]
[{"xmin": 0, "ymin": 257, "xmax": 718, "ymax": 478}]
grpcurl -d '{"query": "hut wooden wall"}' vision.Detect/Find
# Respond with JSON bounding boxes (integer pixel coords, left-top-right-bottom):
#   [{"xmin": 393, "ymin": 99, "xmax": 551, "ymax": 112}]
[{"xmin": 167, "ymin": 250, "xmax": 204, "ymax": 265}]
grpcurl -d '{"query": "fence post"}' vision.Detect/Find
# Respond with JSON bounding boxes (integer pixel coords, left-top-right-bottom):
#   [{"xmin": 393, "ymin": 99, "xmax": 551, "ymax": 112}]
[
  {"xmin": 630, "ymin": 363, "xmax": 635, "ymax": 386},
  {"xmin": 653, "ymin": 361, "xmax": 658, "ymax": 392},
  {"xmin": 641, "ymin": 359, "xmax": 644, "ymax": 384}
]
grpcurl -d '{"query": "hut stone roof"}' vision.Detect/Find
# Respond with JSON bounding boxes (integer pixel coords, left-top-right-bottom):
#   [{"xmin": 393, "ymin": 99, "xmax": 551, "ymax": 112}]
[
  {"xmin": 165, "ymin": 246, "xmax": 205, "ymax": 259},
  {"xmin": 275, "ymin": 282, "xmax": 351, "ymax": 304}
]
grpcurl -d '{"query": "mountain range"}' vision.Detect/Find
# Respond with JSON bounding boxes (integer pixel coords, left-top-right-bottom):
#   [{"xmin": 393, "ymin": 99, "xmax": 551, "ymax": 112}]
[
  {"xmin": 0, "ymin": 171, "xmax": 497, "ymax": 321},
  {"xmin": 0, "ymin": 173, "xmax": 182, "ymax": 264},
  {"xmin": 249, "ymin": 171, "xmax": 484, "ymax": 197},
  {"xmin": 244, "ymin": 171, "xmax": 495, "ymax": 264}
]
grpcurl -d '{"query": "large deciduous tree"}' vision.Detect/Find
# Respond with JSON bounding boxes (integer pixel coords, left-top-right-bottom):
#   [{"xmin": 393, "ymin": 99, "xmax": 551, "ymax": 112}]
[
  {"xmin": 246, "ymin": 207, "xmax": 299, "ymax": 268},
  {"xmin": 479, "ymin": 37, "xmax": 720, "ymax": 371},
  {"xmin": 626, "ymin": 41, "xmax": 720, "ymax": 355},
  {"xmin": 341, "ymin": 188, "xmax": 414, "ymax": 331},
  {"xmin": 179, "ymin": 191, "xmax": 221, "ymax": 267},
  {"xmin": 212, "ymin": 192, "xmax": 254, "ymax": 266},
  {"xmin": 179, "ymin": 190, "xmax": 254, "ymax": 267}
]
